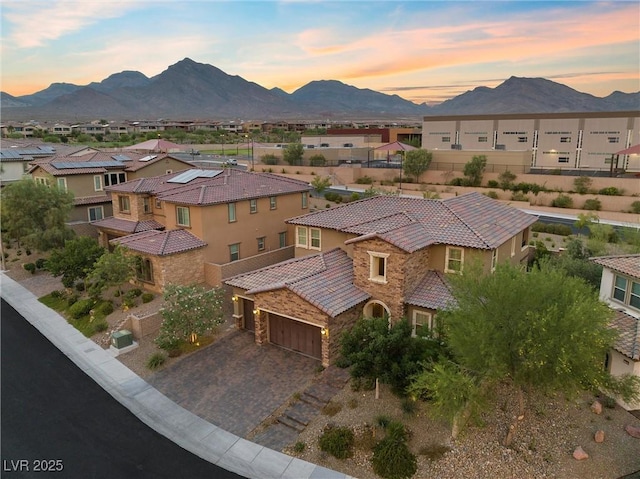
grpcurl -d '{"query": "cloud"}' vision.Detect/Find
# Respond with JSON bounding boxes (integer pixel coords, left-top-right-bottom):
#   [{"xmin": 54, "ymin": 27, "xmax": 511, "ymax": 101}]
[{"xmin": 3, "ymin": 0, "xmax": 141, "ymax": 48}]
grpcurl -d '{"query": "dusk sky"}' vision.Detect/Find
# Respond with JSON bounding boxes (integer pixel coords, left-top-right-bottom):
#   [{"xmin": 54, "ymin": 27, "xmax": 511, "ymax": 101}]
[{"xmin": 2, "ymin": 0, "xmax": 639, "ymax": 105}]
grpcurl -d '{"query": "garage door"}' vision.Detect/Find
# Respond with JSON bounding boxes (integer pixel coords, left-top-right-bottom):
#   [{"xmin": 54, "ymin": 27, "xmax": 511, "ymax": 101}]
[{"xmin": 268, "ymin": 314, "xmax": 322, "ymax": 360}]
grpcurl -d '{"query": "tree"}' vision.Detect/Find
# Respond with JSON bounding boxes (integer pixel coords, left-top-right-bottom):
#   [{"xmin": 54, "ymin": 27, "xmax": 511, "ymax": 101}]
[
  {"xmin": 498, "ymin": 170, "xmax": 517, "ymax": 190},
  {"xmin": 463, "ymin": 155, "xmax": 487, "ymax": 186},
  {"xmin": 283, "ymin": 143, "xmax": 304, "ymax": 166},
  {"xmin": 340, "ymin": 317, "xmax": 443, "ymax": 396},
  {"xmin": 0, "ymin": 178, "xmax": 74, "ymax": 250},
  {"xmin": 311, "ymin": 176, "xmax": 331, "ymax": 194},
  {"xmin": 409, "ymin": 260, "xmax": 640, "ymax": 443},
  {"xmin": 155, "ymin": 284, "xmax": 225, "ymax": 350},
  {"xmin": 86, "ymin": 246, "xmax": 136, "ymax": 298},
  {"xmin": 574, "ymin": 212, "xmax": 599, "ymax": 237},
  {"xmin": 308, "ymin": 154, "xmax": 327, "ymax": 166},
  {"xmin": 46, "ymin": 237, "xmax": 105, "ymax": 288},
  {"xmin": 402, "ymin": 149, "xmax": 432, "ymax": 182}
]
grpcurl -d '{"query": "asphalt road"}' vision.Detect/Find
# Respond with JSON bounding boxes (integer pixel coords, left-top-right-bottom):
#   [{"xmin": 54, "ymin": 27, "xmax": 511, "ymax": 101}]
[{"xmin": 1, "ymin": 298, "xmax": 243, "ymax": 479}]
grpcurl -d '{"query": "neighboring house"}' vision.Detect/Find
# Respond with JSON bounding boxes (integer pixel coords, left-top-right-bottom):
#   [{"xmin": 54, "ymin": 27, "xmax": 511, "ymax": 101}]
[
  {"xmin": 592, "ymin": 254, "xmax": 640, "ymax": 410},
  {"xmin": 28, "ymin": 150, "xmax": 194, "ymax": 224},
  {"xmin": 93, "ymin": 168, "xmax": 312, "ymax": 293},
  {"xmin": 226, "ymin": 192, "xmax": 537, "ymax": 366},
  {"xmin": 0, "ymin": 145, "xmax": 57, "ymax": 185}
]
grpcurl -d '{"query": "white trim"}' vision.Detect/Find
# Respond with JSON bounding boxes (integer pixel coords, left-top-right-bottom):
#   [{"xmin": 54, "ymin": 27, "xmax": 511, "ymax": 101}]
[
  {"xmin": 412, "ymin": 310, "xmax": 433, "ymax": 337},
  {"xmin": 93, "ymin": 175, "xmax": 103, "ymax": 192},
  {"xmin": 491, "ymin": 249, "xmax": 498, "ymax": 272},
  {"xmin": 296, "ymin": 226, "xmax": 308, "ymax": 248},
  {"xmin": 363, "ymin": 300, "xmax": 391, "ymax": 322},
  {"xmin": 511, "ymin": 237, "xmax": 516, "ymax": 257},
  {"xmin": 445, "ymin": 246, "xmax": 464, "ymax": 273},
  {"xmin": 88, "ymin": 205, "xmax": 104, "ymax": 222},
  {"xmin": 309, "ymin": 228, "xmax": 321, "ymax": 250},
  {"xmin": 56, "ymin": 177, "xmax": 67, "ymax": 191},
  {"xmin": 367, "ymin": 251, "xmax": 390, "ymax": 284}
]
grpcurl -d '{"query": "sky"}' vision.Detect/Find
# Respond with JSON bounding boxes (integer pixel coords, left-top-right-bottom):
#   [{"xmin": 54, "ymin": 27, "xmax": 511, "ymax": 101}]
[{"xmin": 1, "ymin": 0, "xmax": 639, "ymax": 105}]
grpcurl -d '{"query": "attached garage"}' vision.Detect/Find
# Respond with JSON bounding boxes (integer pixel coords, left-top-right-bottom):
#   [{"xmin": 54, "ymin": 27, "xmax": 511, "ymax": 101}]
[{"xmin": 268, "ymin": 313, "xmax": 322, "ymax": 360}]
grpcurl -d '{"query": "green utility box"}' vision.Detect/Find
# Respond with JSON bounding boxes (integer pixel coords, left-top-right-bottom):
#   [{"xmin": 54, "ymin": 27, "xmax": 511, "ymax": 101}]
[{"xmin": 111, "ymin": 330, "xmax": 133, "ymax": 349}]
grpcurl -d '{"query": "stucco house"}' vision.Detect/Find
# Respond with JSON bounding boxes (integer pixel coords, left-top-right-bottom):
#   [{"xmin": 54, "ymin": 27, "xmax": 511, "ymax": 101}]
[
  {"xmin": 93, "ymin": 168, "xmax": 313, "ymax": 293},
  {"xmin": 226, "ymin": 192, "xmax": 537, "ymax": 366},
  {"xmin": 28, "ymin": 150, "xmax": 194, "ymax": 224},
  {"xmin": 592, "ymin": 254, "xmax": 640, "ymax": 410}
]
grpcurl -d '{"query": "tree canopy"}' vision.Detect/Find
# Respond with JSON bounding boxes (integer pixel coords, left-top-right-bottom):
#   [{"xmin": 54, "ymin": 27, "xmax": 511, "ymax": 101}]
[
  {"xmin": 283, "ymin": 143, "xmax": 304, "ymax": 165},
  {"xmin": 402, "ymin": 149, "xmax": 432, "ymax": 182},
  {"xmin": 87, "ymin": 245, "xmax": 136, "ymax": 298},
  {"xmin": 463, "ymin": 155, "xmax": 487, "ymax": 186},
  {"xmin": 46, "ymin": 237, "xmax": 105, "ymax": 288},
  {"xmin": 1, "ymin": 179, "xmax": 75, "ymax": 250}
]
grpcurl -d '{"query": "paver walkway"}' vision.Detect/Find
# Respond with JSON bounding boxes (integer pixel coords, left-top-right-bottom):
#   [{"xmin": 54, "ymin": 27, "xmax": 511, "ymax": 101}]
[{"xmin": 148, "ymin": 330, "xmax": 320, "ymax": 438}]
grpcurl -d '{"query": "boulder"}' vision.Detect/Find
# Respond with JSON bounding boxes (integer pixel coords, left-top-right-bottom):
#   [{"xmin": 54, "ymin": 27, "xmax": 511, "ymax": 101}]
[
  {"xmin": 625, "ymin": 424, "xmax": 640, "ymax": 439},
  {"xmin": 594, "ymin": 430, "xmax": 605, "ymax": 443},
  {"xmin": 573, "ymin": 446, "xmax": 589, "ymax": 460},
  {"xmin": 590, "ymin": 401, "xmax": 603, "ymax": 415}
]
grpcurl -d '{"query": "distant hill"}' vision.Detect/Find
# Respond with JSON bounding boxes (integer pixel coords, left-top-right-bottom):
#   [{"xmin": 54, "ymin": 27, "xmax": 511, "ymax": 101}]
[{"xmin": 1, "ymin": 58, "xmax": 638, "ymax": 121}]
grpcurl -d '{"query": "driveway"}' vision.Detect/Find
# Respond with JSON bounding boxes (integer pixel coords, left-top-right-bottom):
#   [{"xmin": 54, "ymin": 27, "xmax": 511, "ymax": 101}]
[{"xmin": 147, "ymin": 330, "xmax": 320, "ymax": 437}]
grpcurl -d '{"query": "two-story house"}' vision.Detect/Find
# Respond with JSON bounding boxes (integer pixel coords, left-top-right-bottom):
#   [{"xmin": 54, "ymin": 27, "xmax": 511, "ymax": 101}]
[
  {"xmin": 226, "ymin": 192, "xmax": 536, "ymax": 366},
  {"xmin": 93, "ymin": 168, "xmax": 313, "ymax": 293},
  {"xmin": 592, "ymin": 254, "xmax": 640, "ymax": 410},
  {"xmin": 28, "ymin": 150, "xmax": 193, "ymax": 224}
]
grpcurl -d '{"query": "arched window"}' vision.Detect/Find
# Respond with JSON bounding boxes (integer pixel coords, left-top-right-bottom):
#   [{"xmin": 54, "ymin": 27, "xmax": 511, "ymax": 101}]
[{"xmin": 363, "ymin": 300, "xmax": 390, "ymax": 322}]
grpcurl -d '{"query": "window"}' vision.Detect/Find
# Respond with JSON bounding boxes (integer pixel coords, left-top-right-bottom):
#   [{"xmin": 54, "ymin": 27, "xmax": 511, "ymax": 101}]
[
  {"xmin": 155, "ymin": 198, "xmax": 162, "ymax": 209},
  {"xmin": 445, "ymin": 247, "xmax": 463, "ymax": 273},
  {"xmin": 57, "ymin": 177, "xmax": 67, "ymax": 191},
  {"xmin": 478, "ymin": 136, "xmax": 488, "ymax": 142},
  {"xmin": 176, "ymin": 206, "xmax": 190, "ymax": 227},
  {"xmin": 521, "ymin": 229, "xmax": 530, "ymax": 249},
  {"xmin": 613, "ymin": 275, "xmax": 627, "ymax": 302},
  {"xmin": 35, "ymin": 177, "xmax": 48, "ymax": 186},
  {"xmin": 279, "ymin": 232, "xmax": 287, "ymax": 248},
  {"xmin": 558, "ymin": 157, "xmax": 570, "ymax": 163},
  {"xmin": 229, "ymin": 243, "xmax": 240, "ymax": 262},
  {"xmin": 441, "ymin": 136, "xmax": 451, "ymax": 143},
  {"xmin": 165, "ymin": 169, "xmax": 173, "ymax": 175},
  {"xmin": 143, "ymin": 197, "xmax": 151, "ymax": 214},
  {"xmin": 631, "ymin": 282, "xmax": 640, "ymax": 309},
  {"xmin": 511, "ymin": 237, "xmax": 516, "ymax": 257},
  {"xmin": 118, "ymin": 195, "xmax": 130, "ymax": 213},
  {"xmin": 270, "ymin": 196, "xmax": 277, "ymax": 210},
  {"xmin": 412, "ymin": 311, "xmax": 433, "ymax": 338},
  {"xmin": 249, "ymin": 199, "xmax": 257, "ymax": 214},
  {"xmin": 136, "ymin": 257, "xmax": 153, "ymax": 283},
  {"xmin": 491, "ymin": 249, "xmax": 498, "ymax": 271},
  {"xmin": 94, "ymin": 175, "xmax": 103, "ymax": 191},
  {"xmin": 310, "ymin": 228, "xmax": 321, "ymax": 250},
  {"xmin": 228, "ymin": 203, "xmax": 236, "ymax": 222},
  {"xmin": 296, "ymin": 226, "xmax": 308, "ymax": 247},
  {"xmin": 517, "ymin": 136, "xmax": 528, "ymax": 143},
  {"xmin": 88, "ymin": 206, "xmax": 103, "ymax": 222},
  {"xmin": 368, "ymin": 251, "xmax": 389, "ymax": 283},
  {"xmin": 104, "ymin": 172, "xmax": 126, "ymax": 187},
  {"xmin": 301, "ymin": 192, "xmax": 308, "ymax": 209},
  {"xmin": 608, "ymin": 137, "xmax": 619, "ymax": 143},
  {"xmin": 257, "ymin": 237, "xmax": 265, "ymax": 251},
  {"xmin": 560, "ymin": 137, "xmax": 572, "ymax": 143}
]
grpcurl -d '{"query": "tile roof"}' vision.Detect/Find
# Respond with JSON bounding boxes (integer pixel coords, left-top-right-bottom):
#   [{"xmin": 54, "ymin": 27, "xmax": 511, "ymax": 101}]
[
  {"xmin": 91, "ymin": 217, "xmax": 165, "ymax": 233},
  {"xmin": 73, "ymin": 195, "xmax": 111, "ymax": 206},
  {"xmin": 110, "ymin": 229, "xmax": 207, "ymax": 256},
  {"xmin": 290, "ymin": 192, "xmax": 537, "ymax": 252},
  {"xmin": 592, "ymin": 254, "xmax": 640, "ymax": 279},
  {"xmin": 107, "ymin": 169, "xmax": 312, "ymax": 205},
  {"xmin": 226, "ymin": 248, "xmax": 370, "ymax": 317},
  {"xmin": 404, "ymin": 270, "xmax": 456, "ymax": 310},
  {"xmin": 610, "ymin": 310, "xmax": 640, "ymax": 360}
]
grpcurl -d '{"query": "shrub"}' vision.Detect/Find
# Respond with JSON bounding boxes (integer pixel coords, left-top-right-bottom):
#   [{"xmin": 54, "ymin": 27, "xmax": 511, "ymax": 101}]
[
  {"xmin": 573, "ymin": 176, "xmax": 593, "ymax": 194},
  {"xmin": 309, "ymin": 154, "xmax": 326, "ymax": 166},
  {"xmin": 551, "ymin": 194, "xmax": 573, "ymax": 208},
  {"xmin": 393, "ymin": 176, "xmax": 414, "ymax": 184},
  {"xmin": 97, "ymin": 301, "xmax": 114, "ymax": 315},
  {"xmin": 25, "ymin": 249, "xmax": 32, "ymax": 256},
  {"xmin": 350, "ymin": 192, "xmax": 360, "ymax": 202},
  {"xmin": 125, "ymin": 288, "xmax": 143, "ymax": 299},
  {"xmin": 598, "ymin": 186, "xmax": 623, "ymax": 196},
  {"xmin": 583, "ymin": 198, "xmax": 602, "ymax": 211},
  {"xmin": 293, "ymin": 441, "xmax": 306, "ymax": 453},
  {"xmin": 67, "ymin": 294, "xmax": 79, "ymax": 307},
  {"xmin": 156, "ymin": 336, "xmax": 181, "ymax": 353},
  {"xmin": 375, "ymin": 415, "xmax": 392, "ymax": 428},
  {"xmin": 322, "ymin": 401, "xmax": 343, "ymax": 417},
  {"xmin": 69, "ymin": 298, "xmax": 94, "ymax": 319},
  {"xmin": 484, "ymin": 191, "xmax": 498, "ymax": 199},
  {"xmin": 631, "ymin": 201, "xmax": 640, "ymax": 214},
  {"xmin": 93, "ymin": 321, "xmax": 109, "ymax": 333},
  {"xmin": 141, "ymin": 292, "xmax": 154, "ymax": 303},
  {"xmin": 602, "ymin": 396, "xmax": 617, "ymax": 409},
  {"xmin": 510, "ymin": 191, "xmax": 528, "ymax": 202},
  {"xmin": 75, "ymin": 282, "xmax": 85, "ymax": 292},
  {"xmin": 371, "ymin": 422, "xmax": 417, "ymax": 479},
  {"xmin": 487, "ymin": 180, "xmax": 499, "ymax": 188},
  {"xmin": 35, "ymin": 258, "xmax": 47, "ymax": 269},
  {"xmin": 449, "ymin": 177, "xmax": 472, "ymax": 187},
  {"xmin": 318, "ymin": 425, "xmax": 354, "ymax": 459},
  {"xmin": 146, "ymin": 352, "xmax": 167, "ymax": 370},
  {"xmin": 261, "ymin": 154, "xmax": 279, "ymax": 165},
  {"xmin": 23, "ymin": 263, "xmax": 36, "ymax": 274},
  {"xmin": 401, "ymin": 398, "xmax": 418, "ymax": 415},
  {"xmin": 355, "ymin": 176, "xmax": 374, "ymax": 185},
  {"xmin": 51, "ymin": 289, "xmax": 64, "ymax": 299},
  {"xmin": 122, "ymin": 297, "xmax": 136, "ymax": 309}
]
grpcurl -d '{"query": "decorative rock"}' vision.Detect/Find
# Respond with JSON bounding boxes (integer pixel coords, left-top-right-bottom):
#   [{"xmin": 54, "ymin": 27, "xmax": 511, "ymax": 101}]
[
  {"xmin": 590, "ymin": 401, "xmax": 603, "ymax": 415},
  {"xmin": 625, "ymin": 424, "xmax": 640, "ymax": 439},
  {"xmin": 594, "ymin": 430, "xmax": 605, "ymax": 443},
  {"xmin": 573, "ymin": 446, "xmax": 589, "ymax": 460}
]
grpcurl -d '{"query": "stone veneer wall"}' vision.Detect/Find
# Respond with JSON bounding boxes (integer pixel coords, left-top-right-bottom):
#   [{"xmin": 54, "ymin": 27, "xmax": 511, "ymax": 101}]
[
  {"xmin": 146, "ymin": 248, "xmax": 205, "ymax": 293},
  {"xmin": 352, "ymin": 238, "xmax": 407, "ymax": 322},
  {"xmin": 402, "ymin": 247, "xmax": 431, "ymax": 296},
  {"xmin": 328, "ymin": 307, "xmax": 363, "ymax": 366},
  {"xmin": 128, "ymin": 312, "xmax": 163, "ymax": 339}
]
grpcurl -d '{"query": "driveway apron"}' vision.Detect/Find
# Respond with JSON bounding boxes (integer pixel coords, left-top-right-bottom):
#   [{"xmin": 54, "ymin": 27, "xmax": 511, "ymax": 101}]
[{"xmin": 147, "ymin": 330, "xmax": 319, "ymax": 438}]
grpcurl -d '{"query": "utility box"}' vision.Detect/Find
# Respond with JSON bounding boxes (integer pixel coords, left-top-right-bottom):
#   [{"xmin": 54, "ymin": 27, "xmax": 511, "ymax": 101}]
[{"xmin": 111, "ymin": 330, "xmax": 133, "ymax": 349}]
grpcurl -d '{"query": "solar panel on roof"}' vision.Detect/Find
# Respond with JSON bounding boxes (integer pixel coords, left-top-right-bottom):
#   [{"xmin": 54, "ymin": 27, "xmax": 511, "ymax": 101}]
[
  {"xmin": 51, "ymin": 160, "xmax": 123, "ymax": 169},
  {"xmin": 167, "ymin": 169, "xmax": 223, "ymax": 184},
  {"xmin": 112, "ymin": 154, "xmax": 132, "ymax": 162},
  {"xmin": 0, "ymin": 151, "xmax": 22, "ymax": 159}
]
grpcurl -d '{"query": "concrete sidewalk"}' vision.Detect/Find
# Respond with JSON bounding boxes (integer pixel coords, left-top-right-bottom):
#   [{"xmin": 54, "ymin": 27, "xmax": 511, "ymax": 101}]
[{"xmin": 0, "ymin": 274, "xmax": 353, "ymax": 479}]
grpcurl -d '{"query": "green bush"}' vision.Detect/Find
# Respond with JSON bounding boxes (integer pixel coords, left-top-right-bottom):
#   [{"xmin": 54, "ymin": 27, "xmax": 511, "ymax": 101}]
[
  {"xmin": 510, "ymin": 191, "xmax": 528, "ymax": 202},
  {"xmin": 146, "ymin": 352, "xmax": 167, "ymax": 370},
  {"xmin": 449, "ymin": 177, "xmax": 472, "ymax": 187},
  {"xmin": 583, "ymin": 198, "xmax": 602, "ymax": 211},
  {"xmin": 551, "ymin": 194, "xmax": 573, "ymax": 208},
  {"xmin": 293, "ymin": 441, "xmax": 306, "ymax": 453},
  {"xmin": 355, "ymin": 176, "xmax": 374, "ymax": 185},
  {"xmin": 573, "ymin": 176, "xmax": 593, "ymax": 194},
  {"xmin": 51, "ymin": 289, "xmax": 64, "ymax": 299},
  {"xmin": 376, "ymin": 415, "xmax": 392, "ymax": 428},
  {"xmin": 318, "ymin": 425, "xmax": 354, "ymax": 459},
  {"xmin": 487, "ymin": 180, "xmax": 499, "ymax": 188},
  {"xmin": 372, "ymin": 422, "xmax": 417, "ymax": 479},
  {"xmin": 631, "ymin": 200, "xmax": 640, "ymax": 214},
  {"xmin": 125, "ymin": 288, "xmax": 142, "ymax": 299},
  {"xmin": 349, "ymin": 192, "xmax": 360, "ymax": 202},
  {"xmin": 67, "ymin": 294, "xmax": 79, "ymax": 307},
  {"xmin": 598, "ymin": 186, "xmax": 623, "ymax": 196},
  {"xmin": 97, "ymin": 301, "xmax": 114, "ymax": 315},
  {"xmin": 401, "ymin": 398, "xmax": 418, "ymax": 415},
  {"xmin": 141, "ymin": 292, "xmax": 154, "ymax": 303},
  {"xmin": 69, "ymin": 298, "xmax": 94, "ymax": 319},
  {"xmin": 93, "ymin": 321, "xmax": 109, "ymax": 333},
  {"xmin": 122, "ymin": 297, "xmax": 136, "ymax": 308},
  {"xmin": 261, "ymin": 154, "xmax": 279, "ymax": 165},
  {"xmin": 35, "ymin": 258, "xmax": 47, "ymax": 269},
  {"xmin": 484, "ymin": 191, "xmax": 498, "ymax": 199},
  {"xmin": 75, "ymin": 282, "xmax": 85, "ymax": 292},
  {"xmin": 23, "ymin": 263, "xmax": 36, "ymax": 274},
  {"xmin": 309, "ymin": 154, "xmax": 326, "ymax": 166}
]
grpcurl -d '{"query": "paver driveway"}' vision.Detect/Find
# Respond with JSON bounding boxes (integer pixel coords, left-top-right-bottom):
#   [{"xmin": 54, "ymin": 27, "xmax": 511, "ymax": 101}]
[{"xmin": 147, "ymin": 330, "xmax": 320, "ymax": 437}]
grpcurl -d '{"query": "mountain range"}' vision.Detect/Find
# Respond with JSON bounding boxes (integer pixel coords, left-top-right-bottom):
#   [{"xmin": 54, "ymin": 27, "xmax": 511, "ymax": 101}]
[{"xmin": 1, "ymin": 58, "xmax": 638, "ymax": 121}]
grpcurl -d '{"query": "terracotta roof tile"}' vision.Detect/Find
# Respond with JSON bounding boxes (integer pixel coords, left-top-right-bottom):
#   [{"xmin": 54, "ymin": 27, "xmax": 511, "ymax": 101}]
[
  {"xmin": 405, "ymin": 271, "xmax": 456, "ymax": 310},
  {"xmin": 110, "ymin": 229, "xmax": 206, "ymax": 256},
  {"xmin": 592, "ymin": 254, "xmax": 640, "ymax": 279},
  {"xmin": 91, "ymin": 217, "xmax": 164, "ymax": 233},
  {"xmin": 290, "ymin": 192, "xmax": 536, "ymax": 252},
  {"xmin": 610, "ymin": 310, "xmax": 640, "ymax": 360},
  {"xmin": 73, "ymin": 195, "xmax": 110, "ymax": 206},
  {"xmin": 226, "ymin": 248, "xmax": 370, "ymax": 317}
]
